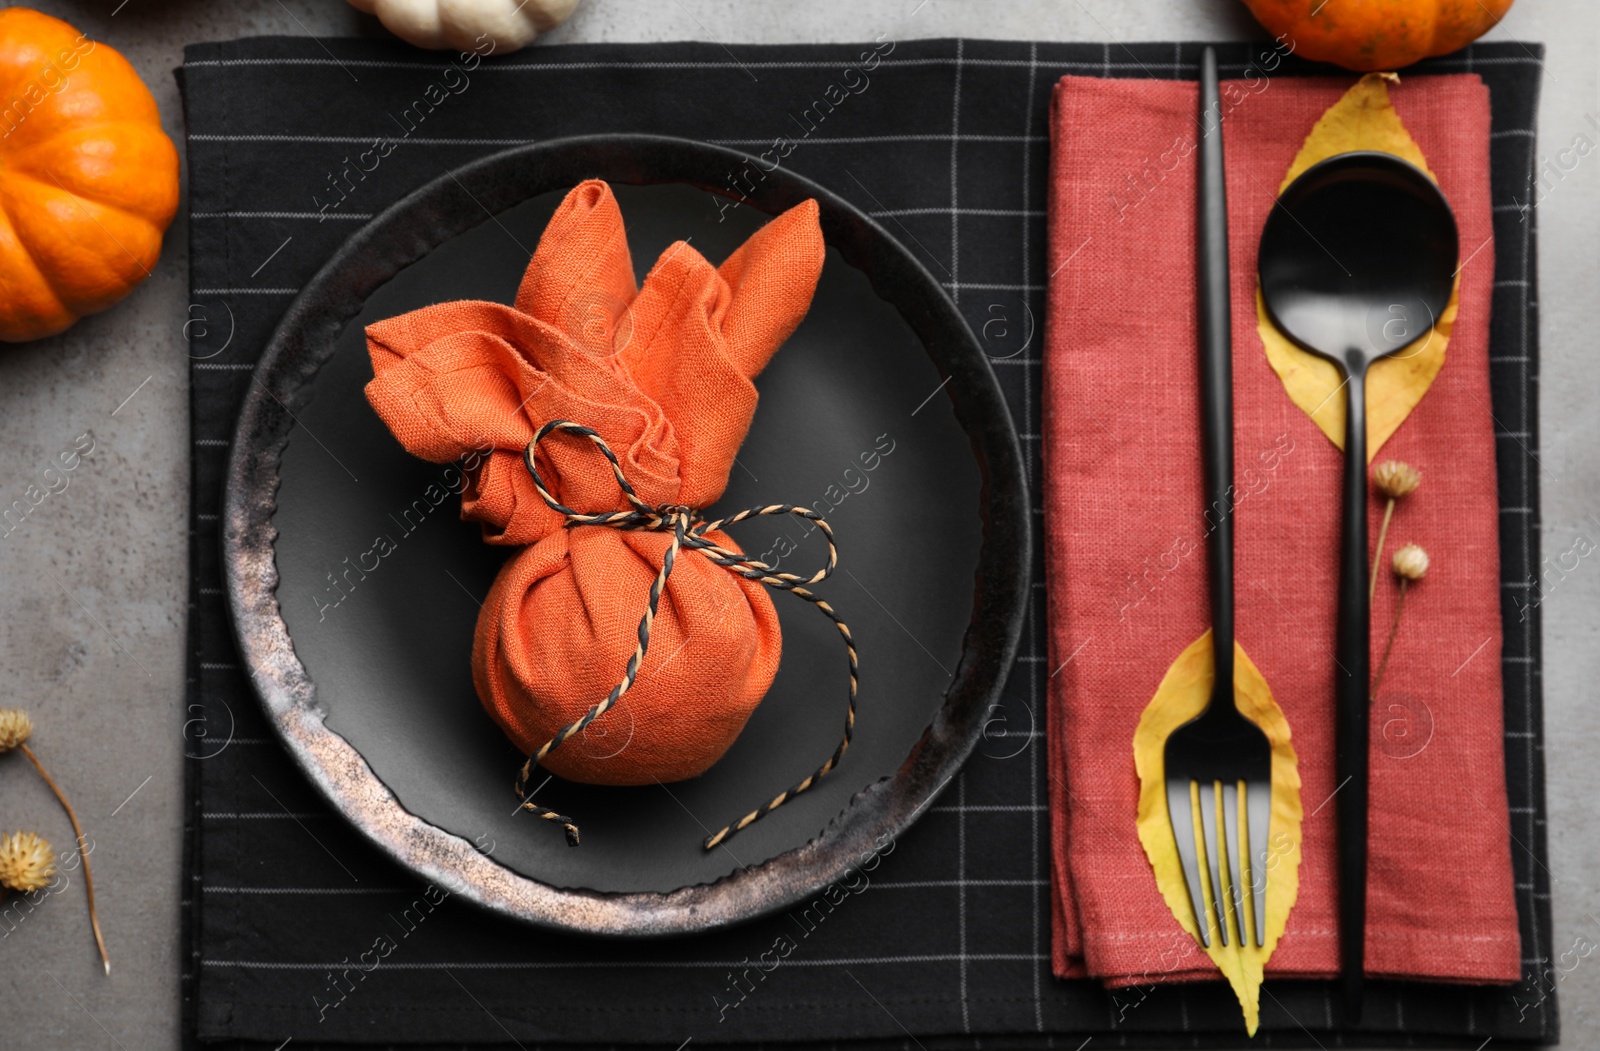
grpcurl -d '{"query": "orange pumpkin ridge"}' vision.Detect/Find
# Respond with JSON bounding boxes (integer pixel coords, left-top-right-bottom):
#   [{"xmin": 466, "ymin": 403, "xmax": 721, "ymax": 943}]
[
  {"xmin": 0, "ymin": 7, "xmax": 178, "ymax": 342},
  {"xmin": 1239, "ymin": 0, "xmax": 1514, "ymax": 72}
]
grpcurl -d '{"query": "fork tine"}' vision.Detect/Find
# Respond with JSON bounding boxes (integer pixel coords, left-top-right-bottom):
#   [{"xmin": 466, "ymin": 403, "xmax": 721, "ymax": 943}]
[
  {"xmin": 1197, "ymin": 779, "xmax": 1229, "ymax": 946},
  {"xmin": 1246, "ymin": 779, "xmax": 1271, "ymax": 947},
  {"xmin": 1222, "ymin": 779, "xmax": 1246, "ymax": 944},
  {"xmin": 1167, "ymin": 778, "xmax": 1210, "ymax": 948}
]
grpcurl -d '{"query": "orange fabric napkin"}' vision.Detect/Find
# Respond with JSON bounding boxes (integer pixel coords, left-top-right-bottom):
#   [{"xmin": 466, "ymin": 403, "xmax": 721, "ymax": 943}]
[
  {"xmin": 365, "ymin": 180, "xmax": 824, "ymax": 784},
  {"xmin": 1044, "ymin": 74, "xmax": 1520, "ymax": 985}
]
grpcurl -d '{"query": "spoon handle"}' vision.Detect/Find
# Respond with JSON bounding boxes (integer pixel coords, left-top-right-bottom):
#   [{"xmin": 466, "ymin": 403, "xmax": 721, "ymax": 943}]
[
  {"xmin": 1336, "ymin": 369, "xmax": 1371, "ymax": 1022},
  {"xmin": 1198, "ymin": 46, "xmax": 1234, "ymax": 703}
]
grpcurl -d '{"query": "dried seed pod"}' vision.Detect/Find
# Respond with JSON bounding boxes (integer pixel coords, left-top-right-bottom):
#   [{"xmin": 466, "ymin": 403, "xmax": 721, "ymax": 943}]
[
  {"xmin": 1374, "ymin": 460, "xmax": 1422, "ymax": 500},
  {"xmin": 0, "ymin": 830, "xmax": 55, "ymax": 893},
  {"xmin": 0, "ymin": 708, "xmax": 32, "ymax": 753},
  {"xmin": 1393, "ymin": 543, "xmax": 1430, "ymax": 582}
]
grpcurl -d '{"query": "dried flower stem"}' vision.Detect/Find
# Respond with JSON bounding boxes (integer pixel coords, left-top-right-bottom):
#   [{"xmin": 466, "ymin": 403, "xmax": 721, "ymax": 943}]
[
  {"xmin": 19, "ymin": 744, "xmax": 109, "ymax": 974},
  {"xmin": 1372, "ymin": 579, "xmax": 1408, "ymax": 697},
  {"xmin": 1370, "ymin": 497, "xmax": 1397, "ymax": 605}
]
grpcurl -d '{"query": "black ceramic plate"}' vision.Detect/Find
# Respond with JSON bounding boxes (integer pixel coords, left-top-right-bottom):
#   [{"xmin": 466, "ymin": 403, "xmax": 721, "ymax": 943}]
[{"xmin": 223, "ymin": 135, "xmax": 1028, "ymax": 936}]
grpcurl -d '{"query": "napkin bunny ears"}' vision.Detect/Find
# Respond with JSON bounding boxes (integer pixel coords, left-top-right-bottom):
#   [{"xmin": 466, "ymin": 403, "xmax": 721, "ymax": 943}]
[{"xmin": 365, "ymin": 180, "xmax": 825, "ymax": 546}]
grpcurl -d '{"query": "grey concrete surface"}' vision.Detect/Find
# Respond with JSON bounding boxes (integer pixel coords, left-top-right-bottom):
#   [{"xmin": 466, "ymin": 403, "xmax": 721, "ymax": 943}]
[{"xmin": 0, "ymin": 1, "xmax": 1591, "ymax": 1047}]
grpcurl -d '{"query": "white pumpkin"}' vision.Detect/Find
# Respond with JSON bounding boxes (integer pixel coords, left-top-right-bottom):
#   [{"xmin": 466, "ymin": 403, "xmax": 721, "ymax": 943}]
[{"xmin": 348, "ymin": 0, "xmax": 580, "ymax": 53}]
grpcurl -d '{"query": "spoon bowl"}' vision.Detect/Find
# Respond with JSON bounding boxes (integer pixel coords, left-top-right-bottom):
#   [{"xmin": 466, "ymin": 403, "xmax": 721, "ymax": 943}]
[
  {"xmin": 1260, "ymin": 151, "xmax": 1458, "ymax": 373},
  {"xmin": 1256, "ymin": 148, "xmax": 1458, "ymax": 1023}
]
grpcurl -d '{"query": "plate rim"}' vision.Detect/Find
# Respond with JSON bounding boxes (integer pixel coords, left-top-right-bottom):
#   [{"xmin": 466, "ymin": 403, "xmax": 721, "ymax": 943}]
[{"xmin": 221, "ymin": 132, "xmax": 1031, "ymax": 936}]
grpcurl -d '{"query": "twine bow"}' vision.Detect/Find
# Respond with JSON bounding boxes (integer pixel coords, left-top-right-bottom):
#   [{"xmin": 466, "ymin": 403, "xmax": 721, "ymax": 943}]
[{"xmin": 513, "ymin": 420, "xmax": 859, "ymax": 851}]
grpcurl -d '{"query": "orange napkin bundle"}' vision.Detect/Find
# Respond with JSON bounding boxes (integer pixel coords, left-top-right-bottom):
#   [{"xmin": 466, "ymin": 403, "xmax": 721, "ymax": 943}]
[{"xmin": 364, "ymin": 180, "xmax": 825, "ymax": 794}]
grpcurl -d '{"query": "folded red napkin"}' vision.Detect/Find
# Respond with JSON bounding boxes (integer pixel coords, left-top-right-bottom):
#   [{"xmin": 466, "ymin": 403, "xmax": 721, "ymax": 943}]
[{"xmin": 1044, "ymin": 72, "xmax": 1520, "ymax": 985}]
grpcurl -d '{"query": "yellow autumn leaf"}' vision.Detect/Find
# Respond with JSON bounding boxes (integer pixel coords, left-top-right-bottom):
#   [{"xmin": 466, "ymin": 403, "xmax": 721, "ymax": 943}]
[
  {"xmin": 1134, "ymin": 632, "xmax": 1302, "ymax": 1035},
  {"xmin": 1257, "ymin": 72, "xmax": 1460, "ymax": 460}
]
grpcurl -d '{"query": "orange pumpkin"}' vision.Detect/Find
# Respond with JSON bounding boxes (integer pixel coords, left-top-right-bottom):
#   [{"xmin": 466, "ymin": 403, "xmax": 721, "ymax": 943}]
[
  {"xmin": 0, "ymin": 8, "xmax": 178, "ymax": 342},
  {"xmin": 1240, "ymin": 0, "xmax": 1515, "ymax": 72}
]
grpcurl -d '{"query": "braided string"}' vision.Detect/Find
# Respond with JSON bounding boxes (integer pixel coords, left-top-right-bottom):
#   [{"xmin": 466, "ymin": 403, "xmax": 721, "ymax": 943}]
[{"xmin": 513, "ymin": 420, "xmax": 859, "ymax": 851}]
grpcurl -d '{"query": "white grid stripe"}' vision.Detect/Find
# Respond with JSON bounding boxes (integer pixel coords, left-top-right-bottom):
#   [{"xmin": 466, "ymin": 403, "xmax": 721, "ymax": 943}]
[
  {"xmin": 1023, "ymin": 37, "xmax": 1046, "ymax": 1036},
  {"xmin": 950, "ymin": 39, "xmax": 971, "ymax": 1035},
  {"xmin": 187, "ymin": 132, "xmax": 1046, "ymax": 145},
  {"xmin": 201, "ymin": 953, "xmax": 1052, "ymax": 970},
  {"xmin": 181, "ymin": 55, "xmax": 1549, "ymax": 73},
  {"xmin": 193, "ymin": 202, "xmax": 1047, "ymax": 222},
  {"xmin": 1513, "ymin": 118, "xmax": 1544, "ymax": 1032}
]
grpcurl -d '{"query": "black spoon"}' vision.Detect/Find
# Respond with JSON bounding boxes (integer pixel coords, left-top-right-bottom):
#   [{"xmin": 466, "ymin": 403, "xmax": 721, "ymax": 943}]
[{"xmin": 1257, "ymin": 151, "xmax": 1458, "ymax": 1023}]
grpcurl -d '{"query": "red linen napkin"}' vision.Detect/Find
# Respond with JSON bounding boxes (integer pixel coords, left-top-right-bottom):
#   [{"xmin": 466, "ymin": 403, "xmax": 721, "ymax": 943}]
[{"xmin": 1043, "ymin": 72, "xmax": 1520, "ymax": 985}]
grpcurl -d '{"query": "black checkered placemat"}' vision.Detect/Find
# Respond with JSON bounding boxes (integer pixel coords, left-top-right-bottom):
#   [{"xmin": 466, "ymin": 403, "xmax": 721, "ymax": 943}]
[{"xmin": 178, "ymin": 37, "xmax": 1553, "ymax": 1048}]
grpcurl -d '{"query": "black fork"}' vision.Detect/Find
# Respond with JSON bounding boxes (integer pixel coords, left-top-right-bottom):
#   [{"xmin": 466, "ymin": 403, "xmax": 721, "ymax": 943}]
[{"xmin": 1161, "ymin": 47, "xmax": 1274, "ymax": 950}]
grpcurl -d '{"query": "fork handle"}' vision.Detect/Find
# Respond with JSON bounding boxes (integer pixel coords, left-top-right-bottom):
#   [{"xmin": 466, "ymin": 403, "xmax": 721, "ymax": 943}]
[
  {"xmin": 1198, "ymin": 46, "xmax": 1234, "ymax": 700},
  {"xmin": 1335, "ymin": 362, "xmax": 1371, "ymax": 1021}
]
